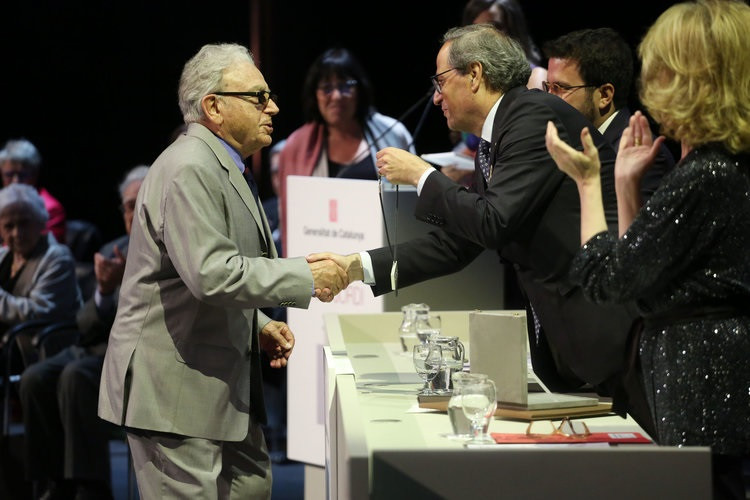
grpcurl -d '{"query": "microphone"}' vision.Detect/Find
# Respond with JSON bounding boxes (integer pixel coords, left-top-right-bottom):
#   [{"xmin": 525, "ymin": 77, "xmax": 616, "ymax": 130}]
[{"xmin": 369, "ymin": 87, "xmax": 435, "ymax": 149}]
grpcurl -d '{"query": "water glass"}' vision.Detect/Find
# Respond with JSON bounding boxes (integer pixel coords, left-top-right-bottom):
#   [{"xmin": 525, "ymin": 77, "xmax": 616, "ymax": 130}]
[
  {"xmin": 448, "ymin": 372, "xmax": 489, "ymax": 439},
  {"xmin": 461, "ymin": 379, "xmax": 497, "ymax": 445},
  {"xmin": 415, "ymin": 313, "xmax": 441, "ymax": 344},
  {"xmin": 413, "ymin": 344, "xmax": 442, "ymax": 395}
]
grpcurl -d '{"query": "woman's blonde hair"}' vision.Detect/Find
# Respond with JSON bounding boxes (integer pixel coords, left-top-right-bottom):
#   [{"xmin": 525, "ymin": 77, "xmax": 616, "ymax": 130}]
[{"xmin": 638, "ymin": 0, "xmax": 750, "ymax": 153}]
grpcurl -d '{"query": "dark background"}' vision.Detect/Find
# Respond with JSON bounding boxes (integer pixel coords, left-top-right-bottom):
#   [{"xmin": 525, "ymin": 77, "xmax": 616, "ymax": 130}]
[{"xmin": 1, "ymin": 0, "xmax": 678, "ymax": 242}]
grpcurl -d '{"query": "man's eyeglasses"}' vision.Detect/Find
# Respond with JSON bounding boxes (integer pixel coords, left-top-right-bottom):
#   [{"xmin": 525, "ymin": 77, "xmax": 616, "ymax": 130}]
[
  {"xmin": 542, "ymin": 81, "xmax": 597, "ymax": 96},
  {"xmin": 213, "ymin": 90, "xmax": 278, "ymax": 107},
  {"xmin": 430, "ymin": 68, "xmax": 458, "ymax": 94},
  {"xmin": 317, "ymin": 79, "xmax": 358, "ymax": 97}
]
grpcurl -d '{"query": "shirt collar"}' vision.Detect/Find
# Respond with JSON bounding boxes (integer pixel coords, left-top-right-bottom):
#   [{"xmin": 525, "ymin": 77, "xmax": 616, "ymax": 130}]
[
  {"xmin": 597, "ymin": 109, "xmax": 620, "ymax": 135},
  {"xmin": 216, "ymin": 136, "xmax": 246, "ymax": 174},
  {"xmin": 481, "ymin": 95, "xmax": 504, "ymax": 142}
]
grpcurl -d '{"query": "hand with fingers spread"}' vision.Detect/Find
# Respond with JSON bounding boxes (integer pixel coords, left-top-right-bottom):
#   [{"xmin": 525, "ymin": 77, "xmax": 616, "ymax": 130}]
[
  {"xmin": 259, "ymin": 320, "xmax": 295, "ymax": 368},
  {"xmin": 545, "ymin": 121, "xmax": 601, "ymax": 185},
  {"xmin": 376, "ymin": 147, "xmax": 432, "ymax": 186},
  {"xmin": 545, "ymin": 121, "xmax": 608, "ymax": 243},
  {"xmin": 308, "ymin": 258, "xmax": 349, "ymax": 302},
  {"xmin": 616, "ymin": 111, "xmax": 666, "ymax": 187}
]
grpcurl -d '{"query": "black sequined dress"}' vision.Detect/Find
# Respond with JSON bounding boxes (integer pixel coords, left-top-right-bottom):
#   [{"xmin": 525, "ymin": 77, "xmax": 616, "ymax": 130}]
[{"xmin": 570, "ymin": 145, "xmax": 750, "ymax": 456}]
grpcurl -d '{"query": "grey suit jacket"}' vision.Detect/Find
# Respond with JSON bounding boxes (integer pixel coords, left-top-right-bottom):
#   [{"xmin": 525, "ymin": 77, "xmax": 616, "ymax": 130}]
[
  {"xmin": 98, "ymin": 123, "xmax": 313, "ymax": 441},
  {"xmin": 0, "ymin": 233, "xmax": 81, "ymax": 329}
]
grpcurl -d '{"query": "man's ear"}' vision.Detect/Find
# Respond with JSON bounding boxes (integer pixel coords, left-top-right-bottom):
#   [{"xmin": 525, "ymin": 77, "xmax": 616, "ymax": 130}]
[
  {"xmin": 597, "ymin": 83, "xmax": 615, "ymax": 111},
  {"xmin": 468, "ymin": 61, "xmax": 483, "ymax": 92},
  {"xmin": 201, "ymin": 94, "xmax": 223, "ymax": 125}
]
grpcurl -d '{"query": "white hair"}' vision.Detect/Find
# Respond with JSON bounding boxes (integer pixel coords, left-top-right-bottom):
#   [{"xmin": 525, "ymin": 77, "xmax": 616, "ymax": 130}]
[
  {"xmin": 178, "ymin": 43, "xmax": 255, "ymax": 124},
  {"xmin": 0, "ymin": 183, "xmax": 48, "ymax": 225}
]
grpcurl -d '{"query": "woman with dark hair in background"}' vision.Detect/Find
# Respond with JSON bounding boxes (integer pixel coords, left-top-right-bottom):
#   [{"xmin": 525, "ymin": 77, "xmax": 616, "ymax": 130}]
[
  {"xmin": 278, "ymin": 47, "xmax": 414, "ymax": 254},
  {"xmin": 462, "ymin": 0, "xmax": 546, "ymax": 89}
]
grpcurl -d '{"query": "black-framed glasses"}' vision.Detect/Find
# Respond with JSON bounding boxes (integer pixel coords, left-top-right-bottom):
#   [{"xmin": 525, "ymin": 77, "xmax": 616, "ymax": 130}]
[
  {"xmin": 542, "ymin": 81, "xmax": 597, "ymax": 96},
  {"xmin": 317, "ymin": 79, "xmax": 358, "ymax": 97},
  {"xmin": 430, "ymin": 68, "xmax": 458, "ymax": 94},
  {"xmin": 213, "ymin": 90, "xmax": 278, "ymax": 106}
]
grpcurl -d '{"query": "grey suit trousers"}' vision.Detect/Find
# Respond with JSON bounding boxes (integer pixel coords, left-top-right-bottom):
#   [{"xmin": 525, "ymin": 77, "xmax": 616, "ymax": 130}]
[{"xmin": 126, "ymin": 418, "xmax": 271, "ymax": 500}]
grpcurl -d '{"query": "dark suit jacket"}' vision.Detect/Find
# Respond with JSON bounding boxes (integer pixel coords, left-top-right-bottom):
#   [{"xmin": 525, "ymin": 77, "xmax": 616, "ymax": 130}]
[
  {"xmin": 369, "ymin": 87, "xmax": 640, "ymax": 395},
  {"xmin": 602, "ymin": 107, "xmax": 675, "ymax": 200}
]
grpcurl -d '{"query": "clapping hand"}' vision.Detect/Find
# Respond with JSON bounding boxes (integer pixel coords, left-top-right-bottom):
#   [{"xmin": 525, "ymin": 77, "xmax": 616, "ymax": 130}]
[
  {"xmin": 94, "ymin": 245, "xmax": 126, "ymax": 295},
  {"xmin": 545, "ymin": 121, "xmax": 601, "ymax": 184},
  {"xmin": 616, "ymin": 111, "xmax": 666, "ymax": 184}
]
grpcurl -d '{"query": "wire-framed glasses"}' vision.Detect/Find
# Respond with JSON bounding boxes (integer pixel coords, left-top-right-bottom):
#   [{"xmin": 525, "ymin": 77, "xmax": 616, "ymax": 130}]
[
  {"xmin": 525, "ymin": 417, "xmax": 591, "ymax": 439},
  {"xmin": 542, "ymin": 81, "xmax": 597, "ymax": 96},
  {"xmin": 430, "ymin": 68, "xmax": 457, "ymax": 94}
]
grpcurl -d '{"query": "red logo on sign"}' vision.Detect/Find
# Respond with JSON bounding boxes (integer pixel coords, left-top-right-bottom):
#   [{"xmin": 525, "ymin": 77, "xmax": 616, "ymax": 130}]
[{"xmin": 329, "ymin": 199, "xmax": 337, "ymax": 222}]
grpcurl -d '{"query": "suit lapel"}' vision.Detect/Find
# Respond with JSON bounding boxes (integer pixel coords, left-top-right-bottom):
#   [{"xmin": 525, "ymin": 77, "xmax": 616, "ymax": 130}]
[
  {"xmin": 475, "ymin": 86, "xmax": 527, "ymax": 195},
  {"xmin": 186, "ymin": 124, "xmax": 272, "ymax": 253},
  {"xmin": 602, "ymin": 107, "xmax": 631, "ymax": 149}
]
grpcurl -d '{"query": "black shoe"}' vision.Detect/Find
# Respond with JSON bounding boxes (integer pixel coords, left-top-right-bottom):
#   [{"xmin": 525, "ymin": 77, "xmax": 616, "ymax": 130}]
[
  {"xmin": 73, "ymin": 480, "xmax": 113, "ymax": 500},
  {"xmin": 39, "ymin": 479, "xmax": 76, "ymax": 500}
]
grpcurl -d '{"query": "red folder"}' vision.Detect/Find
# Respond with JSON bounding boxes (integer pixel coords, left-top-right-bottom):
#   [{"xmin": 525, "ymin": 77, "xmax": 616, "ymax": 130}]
[{"xmin": 491, "ymin": 431, "xmax": 652, "ymax": 445}]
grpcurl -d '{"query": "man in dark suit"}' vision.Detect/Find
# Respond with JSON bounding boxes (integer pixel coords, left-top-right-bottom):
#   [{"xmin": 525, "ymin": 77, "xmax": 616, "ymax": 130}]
[
  {"xmin": 19, "ymin": 165, "xmax": 148, "ymax": 500},
  {"xmin": 310, "ymin": 24, "xmax": 654, "ymax": 434},
  {"xmin": 543, "ymin": 27, "xmax": 675, "ymax": 200}
]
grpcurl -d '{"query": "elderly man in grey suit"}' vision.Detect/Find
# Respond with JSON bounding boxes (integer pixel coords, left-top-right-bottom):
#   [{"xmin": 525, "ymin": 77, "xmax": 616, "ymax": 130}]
[{"xmin": 98, "ymin": 43, "xmax": 348, "ymax": 499}]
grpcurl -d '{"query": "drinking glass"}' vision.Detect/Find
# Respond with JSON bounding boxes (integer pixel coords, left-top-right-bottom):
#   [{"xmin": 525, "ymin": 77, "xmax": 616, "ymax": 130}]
[
  {"xmin": 415, "ymin": 313, "xmax": 441, "ymax": 344},
  {"xmin": 447, "ymin": 372, "xmax": 489, "ymax": 439},
  {"xmin": 412, "ymin": 344, "xmax": 443, "ymax": 395},
  {"xmin": 399, "ymin": 303, "xmax": 429, "ymax": 353},
  {"xmin": 461, "ymin": 379, "xmax": 497, "ymax": 445}
]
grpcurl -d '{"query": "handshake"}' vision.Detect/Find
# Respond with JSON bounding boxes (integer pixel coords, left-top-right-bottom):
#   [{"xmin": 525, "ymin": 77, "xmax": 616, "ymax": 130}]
[{"xmin": 305, "ymin": 252, "xmax": 365, "ymax": 303}]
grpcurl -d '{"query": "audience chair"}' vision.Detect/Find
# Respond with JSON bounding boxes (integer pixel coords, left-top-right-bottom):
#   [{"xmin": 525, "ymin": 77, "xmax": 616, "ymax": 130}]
[
  {"xmin": 0, "ymin": 320, "xmax": 53, "ymax": 437},
  {"xmin": 32, "ymin": 321, "xmax": 80, "ymax": 361}
]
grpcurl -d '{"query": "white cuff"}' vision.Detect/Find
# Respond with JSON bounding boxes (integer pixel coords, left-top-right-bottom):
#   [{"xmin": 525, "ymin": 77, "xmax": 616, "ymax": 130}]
[
  {"xmin": 416, "ymin": 168, "xmax": 436, "ymax": 195},
  {"xmin": 359, "ymin": 251, "xmax": 375, "ymax": 285}
]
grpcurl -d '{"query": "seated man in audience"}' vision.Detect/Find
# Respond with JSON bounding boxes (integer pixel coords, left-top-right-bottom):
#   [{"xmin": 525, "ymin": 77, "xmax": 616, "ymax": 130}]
[
  {"xmin": 19, "ymin": 165, "xmax": 148, "ymax": 500},
  {"xmin": 0, "ymin": 139, "xmax": 67, "ymax": 242},
  {"xmin": 543, "ymin": 27, "xmax": 675, "ymax": 200}
]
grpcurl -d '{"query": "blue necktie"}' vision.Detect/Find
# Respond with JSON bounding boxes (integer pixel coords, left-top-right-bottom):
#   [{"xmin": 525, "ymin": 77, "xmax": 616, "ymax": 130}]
[{"xmin": 478, "ymin": 139, "xmax": 492, "ymax": 182}]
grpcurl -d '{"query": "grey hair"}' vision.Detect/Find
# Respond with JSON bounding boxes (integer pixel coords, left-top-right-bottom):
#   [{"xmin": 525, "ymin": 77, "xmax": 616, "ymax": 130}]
[
  {"xmin": 0, "ymin": 183, "xmax": 49, "ymax": 225},
  {"xmin": 178, "ymin": 43, "xmax": 255, "ymax": 124},
  {"xmin": 442, "ymin": 24, "xmax": 531, "ymax": 93},
  {"xmin": 118, "ymin": 165, "xmax": 149, "ymax": 199},
  {"xmin": 0, "ymin": 139, "xmax": 42, "ymax": 174}
]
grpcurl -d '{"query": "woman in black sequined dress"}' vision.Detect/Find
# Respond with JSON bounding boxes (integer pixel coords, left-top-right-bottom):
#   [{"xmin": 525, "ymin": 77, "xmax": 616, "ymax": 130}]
[{"xmin": 545, "ymin": 1, "xmax": 750, "ymax": 498}]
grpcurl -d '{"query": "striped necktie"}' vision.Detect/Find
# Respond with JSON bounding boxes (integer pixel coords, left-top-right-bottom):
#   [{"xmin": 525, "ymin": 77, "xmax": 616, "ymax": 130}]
[{"xmin": 478, "ymin": 139, "xmax": 492, "ymax": 182}]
